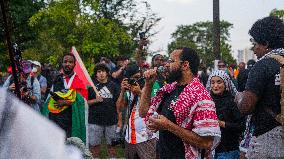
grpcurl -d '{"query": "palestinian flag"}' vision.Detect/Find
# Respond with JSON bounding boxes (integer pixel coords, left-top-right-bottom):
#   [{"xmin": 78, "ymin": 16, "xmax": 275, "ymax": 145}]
[{"xmin": 71, "ymin": 46, "xmax": 99, "ymax": 96}]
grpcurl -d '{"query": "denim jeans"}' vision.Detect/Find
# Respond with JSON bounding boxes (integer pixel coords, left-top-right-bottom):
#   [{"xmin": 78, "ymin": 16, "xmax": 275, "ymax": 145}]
[{"xmin": 214, "ymin": 150, "xmax": 240, "ymax": 159}]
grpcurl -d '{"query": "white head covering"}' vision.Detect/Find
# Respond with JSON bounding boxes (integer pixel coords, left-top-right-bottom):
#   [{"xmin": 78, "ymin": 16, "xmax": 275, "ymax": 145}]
[
  {"xmin": 31, "ymin": 61, "xmax": 41, "ymax": 67},
  {"xmin": 206, "ymin": 70, "xmax": 238, "ymax": 96}
]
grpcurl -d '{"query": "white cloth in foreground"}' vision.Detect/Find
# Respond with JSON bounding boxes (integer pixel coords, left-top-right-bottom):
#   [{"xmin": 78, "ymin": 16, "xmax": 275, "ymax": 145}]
[{"xmin": 0, "ymin": 88, "xmax": 82, "ymax": 159}]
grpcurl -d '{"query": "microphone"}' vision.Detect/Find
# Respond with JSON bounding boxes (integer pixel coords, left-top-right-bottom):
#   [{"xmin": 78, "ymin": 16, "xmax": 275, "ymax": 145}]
[{"xmin": 135, "ymin": 66, "xmax": 165, "ymax": 83}]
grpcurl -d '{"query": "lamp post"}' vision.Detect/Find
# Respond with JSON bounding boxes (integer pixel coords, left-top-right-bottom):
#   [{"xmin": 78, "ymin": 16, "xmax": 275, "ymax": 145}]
[{"xmin": 213, "ymin": 0, "xmax": 220, "ymax": 70}]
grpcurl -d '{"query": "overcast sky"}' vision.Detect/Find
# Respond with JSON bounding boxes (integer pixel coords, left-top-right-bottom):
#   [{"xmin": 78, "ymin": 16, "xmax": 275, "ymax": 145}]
[{"xmin": 146, "ymin": 0, "xmax": 284, "ymax": 58}]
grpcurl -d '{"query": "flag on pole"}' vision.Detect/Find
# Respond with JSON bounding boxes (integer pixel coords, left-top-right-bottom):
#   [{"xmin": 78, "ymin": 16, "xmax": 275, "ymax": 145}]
[{"xmin": 71, "ymin": 46, "xmax": 99, "ymax": 96}]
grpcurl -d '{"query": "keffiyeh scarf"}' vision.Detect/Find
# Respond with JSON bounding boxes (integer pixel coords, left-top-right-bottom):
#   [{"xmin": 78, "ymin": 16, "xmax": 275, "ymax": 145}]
[
  {"xmin": 206, "ymin": 70, "xmax": 238, "ymax": 96},
  {"xmin": 259, "ymin": 48, "xmax": 284, "ymax": 61},
  {"xmin": 145, "ymin": 77, "xmax": 221, "ymax": 159}
]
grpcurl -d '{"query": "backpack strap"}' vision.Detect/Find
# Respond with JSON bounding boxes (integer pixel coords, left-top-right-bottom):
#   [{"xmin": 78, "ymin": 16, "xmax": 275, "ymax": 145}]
[
  {"xmin": 269, "ymin": 55, "xmax": 284, "ymax": 125},
  {"xmin": 30, "ymin": 76, "xmax": 34, "ymax": 92}
]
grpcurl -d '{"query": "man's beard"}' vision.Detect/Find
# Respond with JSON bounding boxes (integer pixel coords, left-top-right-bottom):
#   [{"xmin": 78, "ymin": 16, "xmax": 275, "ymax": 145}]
[
  {"xmin": 63, "ymin": 68, "xmax": 74, "ymax": 76},
  {"xmin": 166, "ymin": 67, "xmax": 182, "ymax": 83}
]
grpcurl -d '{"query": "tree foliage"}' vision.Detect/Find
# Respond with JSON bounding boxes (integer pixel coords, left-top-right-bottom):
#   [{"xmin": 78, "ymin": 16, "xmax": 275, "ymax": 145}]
[
  {"xmin": 1, "ymin": 0, "xmax": 160, "ymax": 71},
  {"xmin": 270, "ymin": 8, "xmax": 284, "ymax": 20},
  {"xmin": 168, "ymin": 21, "xmax": 236, "ymax": 67},
  {"xmin": 0, "ymin": 0, "xmax": 45, "ymax": 70},
  {"xmin": 29, "ymin": 0, "xmax": 160, "ymax": 69}
]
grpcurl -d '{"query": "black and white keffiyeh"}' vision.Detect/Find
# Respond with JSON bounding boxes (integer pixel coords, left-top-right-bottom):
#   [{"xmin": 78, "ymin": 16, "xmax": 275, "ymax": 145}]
[
  {"xmin": 206, "ymin": 70, "xmax": 238, "ymax": 96},
  {"xmin": 259, "ymin": 48, "xmax": 284, "ymax": 61}
]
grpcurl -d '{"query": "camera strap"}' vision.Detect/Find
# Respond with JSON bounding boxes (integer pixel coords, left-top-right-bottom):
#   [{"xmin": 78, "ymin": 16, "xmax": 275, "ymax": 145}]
[
  {"xmin": 129, "ymin": 95, "xmax": 138, "ymax": 113},
  {"xmin": 30, "ymin": 76, "xmax": 34, "ymax": 91}
]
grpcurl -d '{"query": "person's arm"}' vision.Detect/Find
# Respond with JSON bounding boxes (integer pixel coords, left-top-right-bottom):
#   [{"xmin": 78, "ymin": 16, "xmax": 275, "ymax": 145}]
[
  {"xmin": 149, "ymin": 115, "xmax": 214, "ymax": 149},
  {"xmin": 117, "ymin": 109, "xmax": 123, "ymax": 129},
  {"xmin": 116, "ymin": 90, "xmax": 127, "ymax": 111},
  {"xmin": 116, "ymin": 78, "xmax": 130, "ymax": 111},
  {"xmin": 87, "ymin": 86, "xmax": 103, "ymax": 105},
  {"xmin": 111, "ymin": 67, "xmax": 125, "ymax": 79},
  {"xmin": 54, "ymin": 99, "xmax": 73, "ymax": 107},
  {"xmin": 235, "ymin": 91, "xmax": 258, "ymax": 115},
  {"xmin": 139, "ymin": 68, "xmax": 157, "ymax": 117},
  {"xmin": 235, "ymin": 60, "xmax": 272, "ymax": 115},
  {"xmin": 139, "ymin": 83, "xmax": 153, "ymax": 117},
  {"xmin": 87, "ymin": 96, "xmax": 103, "ymax": 105},
  {"xmin": 135, "ymin": 38, "xmax": 148, "ymax": 67},
  {"xmin": 114, "ymin": 82, "xmax": 123, "ymax": 129}
]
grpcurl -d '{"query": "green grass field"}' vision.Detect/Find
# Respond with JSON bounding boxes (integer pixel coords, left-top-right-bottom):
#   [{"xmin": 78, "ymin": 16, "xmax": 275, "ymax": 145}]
[{"xmin": 97, "ymin": 142, "xmax": 125, "ymax": 158}]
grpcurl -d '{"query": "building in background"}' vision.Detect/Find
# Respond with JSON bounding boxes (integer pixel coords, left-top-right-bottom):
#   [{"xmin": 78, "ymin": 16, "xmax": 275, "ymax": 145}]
[{"xmin": 237, "ymin": 47, "xmax": 256, "ymax": 64}]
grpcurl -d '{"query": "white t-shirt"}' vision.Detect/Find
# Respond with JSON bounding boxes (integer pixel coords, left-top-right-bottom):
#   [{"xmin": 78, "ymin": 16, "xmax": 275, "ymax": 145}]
[{"xmin": 124, "ymin": 92, "xmax": 156, "ymax": 144}]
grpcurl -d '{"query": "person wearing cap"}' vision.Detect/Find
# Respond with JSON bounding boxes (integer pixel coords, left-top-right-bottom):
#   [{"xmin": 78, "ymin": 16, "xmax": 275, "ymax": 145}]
[
  {"xmin": 3, "ymin": 60, "xmax": 41, "ymax": 112},
  {"xmin": 32, "ymin": 61, "xmax": 48, "ymax": 109},
  {"xmin": 116, "ymin": 62, "xmax": 157, "ymax": 159}
]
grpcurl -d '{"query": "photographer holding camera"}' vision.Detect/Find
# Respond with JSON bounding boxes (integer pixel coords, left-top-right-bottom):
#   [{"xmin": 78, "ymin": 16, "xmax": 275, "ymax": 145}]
[
  {"xmin": 116, "ymin": 62, "xmax": 156, "ymax": 159},
  {"xmin": 3, "ymin": 60, "xmax": 41, "ymax": 112}
]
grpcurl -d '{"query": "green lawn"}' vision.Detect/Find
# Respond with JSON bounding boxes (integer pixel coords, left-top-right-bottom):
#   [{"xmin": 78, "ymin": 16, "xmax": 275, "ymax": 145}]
[{"xmin": 98, "ymin": 143, "xmax": 125, "ymax": 158}]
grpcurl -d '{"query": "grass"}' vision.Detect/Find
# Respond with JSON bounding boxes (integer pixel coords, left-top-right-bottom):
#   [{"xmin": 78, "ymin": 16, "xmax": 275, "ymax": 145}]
[
  {"xmin": 97, "ymin": 141, "xmax": 125, "ymax": 159},
  {"xmin": 99, "ymin": 145, "xmax": 125, "ymax": 159}
]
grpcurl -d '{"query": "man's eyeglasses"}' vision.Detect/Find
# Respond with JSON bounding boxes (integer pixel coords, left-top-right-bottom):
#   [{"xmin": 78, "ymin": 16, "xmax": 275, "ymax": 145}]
[
  {"xmin": 218, "ymin": 64, "xmax": 226, "ymax": 68},
  {"xmin": 167, "ymin": 59, "xmax": 183, "ymax": 63}
]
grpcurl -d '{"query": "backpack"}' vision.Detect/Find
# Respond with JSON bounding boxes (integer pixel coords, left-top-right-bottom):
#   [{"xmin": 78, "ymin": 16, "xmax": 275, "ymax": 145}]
[{"xmin": 269, "ymin": 54, "xmax": 284, "ymax": 126}]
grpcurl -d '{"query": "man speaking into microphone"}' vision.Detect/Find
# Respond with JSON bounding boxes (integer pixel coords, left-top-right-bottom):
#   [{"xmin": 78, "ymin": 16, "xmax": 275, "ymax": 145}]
[{"xmin": 139, "ymin": 47, "xmax": 221, "ymax": 159}]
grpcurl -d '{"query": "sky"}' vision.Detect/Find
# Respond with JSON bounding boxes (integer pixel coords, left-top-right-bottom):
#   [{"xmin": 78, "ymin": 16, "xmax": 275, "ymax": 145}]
[{"xmin": 146, "ymin": 0, "xmax": 284, "ymax": 58}]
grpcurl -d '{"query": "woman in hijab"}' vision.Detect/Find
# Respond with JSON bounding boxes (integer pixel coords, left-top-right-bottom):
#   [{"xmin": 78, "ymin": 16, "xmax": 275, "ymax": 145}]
[{"xmin": 206, "ymin": 70, "xmax": 245, "ymax": 159}]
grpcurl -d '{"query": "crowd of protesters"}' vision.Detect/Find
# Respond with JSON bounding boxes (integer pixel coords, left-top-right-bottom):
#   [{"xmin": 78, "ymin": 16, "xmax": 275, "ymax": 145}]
[{"xmin": 0, "ymin": 16, "xmax": 284, "ymax": 159}]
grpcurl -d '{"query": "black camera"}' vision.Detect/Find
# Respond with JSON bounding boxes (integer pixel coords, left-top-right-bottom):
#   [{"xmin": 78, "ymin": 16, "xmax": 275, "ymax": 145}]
[
  {"xmin": 111, "ymin": 137, "xmax": 125, "ymax": 147},
  {"xmin": 19, "ymin": 81, "xmax": 33, "ymax": 104},
  {"xmin": 128, "ymin": 78, "xmax": 136, "ymax": 85}
]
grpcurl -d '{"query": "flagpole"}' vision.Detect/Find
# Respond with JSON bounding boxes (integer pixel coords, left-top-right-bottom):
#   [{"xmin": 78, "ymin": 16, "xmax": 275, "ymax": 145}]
[{"xmin": 0, "ymin": 0, "xmax": 21, "ymax": 98}]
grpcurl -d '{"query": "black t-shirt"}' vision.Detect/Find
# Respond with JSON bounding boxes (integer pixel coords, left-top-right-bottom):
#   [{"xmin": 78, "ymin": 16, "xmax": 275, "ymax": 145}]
[
  {"xmin": 88, "ymin": 80, "xmax": 120, "ymax": 126},
  {"xmin": 157, "ymin": 85, "xmax": 186, "ymax": 159},
  {"xmin": 245, "ymin": 58, "xmax": 281, "ymax": 136}
]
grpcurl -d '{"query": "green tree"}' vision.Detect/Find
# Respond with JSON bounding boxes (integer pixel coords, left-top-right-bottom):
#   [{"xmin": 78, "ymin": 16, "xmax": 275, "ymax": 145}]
[
  {"xmin": 0, "ymin": 0, "xmax": 45, "ymax": 70},
  {"xmin": 270, "ymin": 8, "xmax": 284, "ymax": 20},
  {"xmin": 1, "ymin": 0, "xmax": 160, "ymax": 72},
  {"xmin": 168, "ymin": 21, "xmax": 236, "ymax": 67},
  {"xmin": 27, "ymin": 0, "xmax": 160, "ymax": 71}
]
